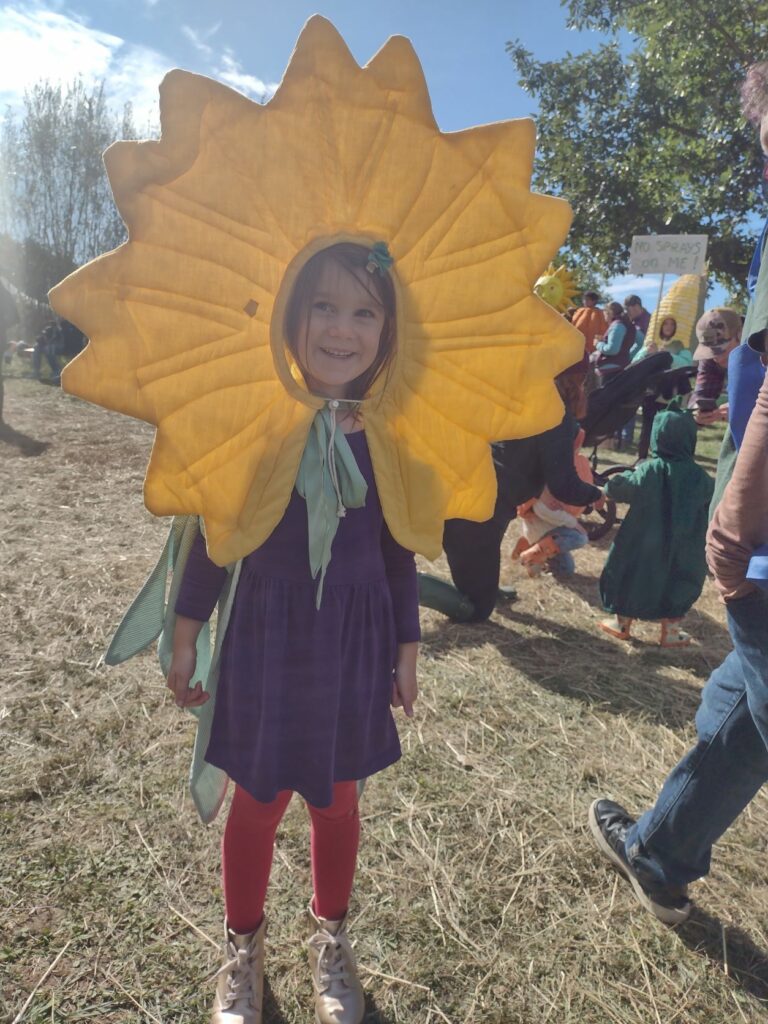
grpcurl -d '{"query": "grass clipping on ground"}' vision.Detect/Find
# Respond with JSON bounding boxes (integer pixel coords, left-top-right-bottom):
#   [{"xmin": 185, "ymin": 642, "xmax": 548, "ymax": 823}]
[{"xmin": 2, "ymin": 379, "xmax": 768, "ymax": 1024}]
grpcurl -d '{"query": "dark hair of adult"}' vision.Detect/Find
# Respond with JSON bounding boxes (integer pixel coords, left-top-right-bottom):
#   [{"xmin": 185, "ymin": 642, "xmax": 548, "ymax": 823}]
[{"xmin": 624, "ymin": 295, "xmax": 642, "ymax": 307}]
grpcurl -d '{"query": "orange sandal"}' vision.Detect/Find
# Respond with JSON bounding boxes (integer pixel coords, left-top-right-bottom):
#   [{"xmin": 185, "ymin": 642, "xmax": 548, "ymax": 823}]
[
  {"xmin": 659, "ymin": 619, "xmax": 691, "ymax": 648},
  {"xmin": 599, "ymin": 615, "xmax": 634, "ymax": 640}
]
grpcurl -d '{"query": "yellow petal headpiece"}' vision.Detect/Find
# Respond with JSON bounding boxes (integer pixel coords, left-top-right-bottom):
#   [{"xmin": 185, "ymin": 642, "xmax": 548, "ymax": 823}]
[{"xmin": 50, "ymin": 16, "xmax": 581, "ymax": 564}]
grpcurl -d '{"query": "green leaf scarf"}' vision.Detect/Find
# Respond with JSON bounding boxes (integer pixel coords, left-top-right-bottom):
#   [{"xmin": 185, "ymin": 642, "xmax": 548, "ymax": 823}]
[{"xmin": 295, "ymin": 402, "xmax": 368, "ymax": 608}]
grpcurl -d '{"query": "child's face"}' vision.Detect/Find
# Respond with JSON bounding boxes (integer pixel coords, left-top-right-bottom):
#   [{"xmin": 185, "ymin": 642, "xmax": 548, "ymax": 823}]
[{"xmin": 296, "ymin": 260, "xmax": 386, "ymax": 399}]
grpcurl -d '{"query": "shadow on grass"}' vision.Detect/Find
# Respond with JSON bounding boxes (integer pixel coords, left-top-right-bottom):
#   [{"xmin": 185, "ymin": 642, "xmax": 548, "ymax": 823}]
[
  {"xmin": 678, "ymin": 906, "xmax": 768, "ymax": 1006},
  {"xmin": 0, "ymin": 419, "xmax": 50, "ymax": 456},
  {"xmin": 263, "ymin": 984, "xmax": 395, "ymax": 1023},
  {"xmin": 421, "ymin": 606, "xmax": 709, "ymax": 730},
  {"xmin": 363, "ymin": 993, "xmax": 396, "ymax": 1023},
  {"xmin": 264, "ymin": 978, "xmax": 290, "ymax": 1022}
]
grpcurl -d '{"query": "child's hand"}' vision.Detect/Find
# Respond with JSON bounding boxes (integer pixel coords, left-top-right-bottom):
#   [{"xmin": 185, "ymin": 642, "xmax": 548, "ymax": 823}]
[
  {"xmin": 391, "ymin": 641, "xmax": 418, "ymax": 718},
  {"xmin": 167, "ymin": 645, "xmax": 210, "ymax": 709}
]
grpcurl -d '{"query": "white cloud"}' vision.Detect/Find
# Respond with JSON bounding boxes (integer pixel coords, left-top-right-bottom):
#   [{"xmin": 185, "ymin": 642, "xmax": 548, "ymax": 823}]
[
  {"xmin": 0, "ymin": 4, "xmax": 279, "ymax": 133},
  {"xmin": 215, "ymin": 49, "xmax": 277, "ymax": 102},
  {"xmin": 0, "ymin": 3, "xmax": 171, "ymax": 127},
  {"xmin": 106, "ymin": 44, "xmax": 171, "ymax": 128},
  {"xmin": 0, "ymin": 6, "xmax": 119, "ymax": 96},
  {"xmin": 181, "ymin": 22, "xmax": 220, "ymax": 60},
  {"xmin": 180, "ymin": 20, "xmax": 277, "ymax": 102}
]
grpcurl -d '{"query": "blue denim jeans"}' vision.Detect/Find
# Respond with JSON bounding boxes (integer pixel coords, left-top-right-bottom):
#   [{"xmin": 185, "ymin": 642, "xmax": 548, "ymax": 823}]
[
  {"xmin": 618, "ymin": 414, "xmax": 636, "ymax": 448},
  {"xmin": 546, "ymin": 526, "xmax": 587, "ymax": 575},
  {"xmin": 625, "ymin": 589, "xmax": 768, "ymax": 888}
]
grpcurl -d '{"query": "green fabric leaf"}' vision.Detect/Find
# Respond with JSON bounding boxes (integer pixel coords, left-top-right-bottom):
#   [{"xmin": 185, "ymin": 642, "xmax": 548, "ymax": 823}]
[{"xmin": 295, "ymin": 404, "xmax": 368, "ymax": 608}]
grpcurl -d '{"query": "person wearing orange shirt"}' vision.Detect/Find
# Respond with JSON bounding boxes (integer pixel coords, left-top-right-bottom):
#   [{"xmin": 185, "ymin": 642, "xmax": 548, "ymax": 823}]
[{"xmin": 572, "ymin": 291, "xmax": 608, "ymax": 356}]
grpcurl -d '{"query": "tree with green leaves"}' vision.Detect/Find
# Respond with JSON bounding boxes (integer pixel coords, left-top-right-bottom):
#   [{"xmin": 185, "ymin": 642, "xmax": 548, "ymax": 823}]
[{"xmin": 508, "ymin": 0, "xmax": 768, "ymax": 299}]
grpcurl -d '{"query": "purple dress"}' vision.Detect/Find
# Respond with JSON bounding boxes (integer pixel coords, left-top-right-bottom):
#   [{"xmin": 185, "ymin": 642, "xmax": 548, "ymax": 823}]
[{"xmin": 175, "ymin": 430, "xmax": 420, "ymax": 808}]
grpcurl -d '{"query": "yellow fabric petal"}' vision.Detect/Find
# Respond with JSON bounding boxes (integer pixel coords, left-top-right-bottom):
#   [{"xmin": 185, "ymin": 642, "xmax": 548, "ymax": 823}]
[{"xmin": 51, "ymin": 15, "xmax": 580, "ymax": 565}]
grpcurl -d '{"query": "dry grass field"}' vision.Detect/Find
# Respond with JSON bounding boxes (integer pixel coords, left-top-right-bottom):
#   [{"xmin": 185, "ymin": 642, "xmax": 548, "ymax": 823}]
[{"xmin": 2, "ymin": 377, "xmax": 768, "ymax": 1024}]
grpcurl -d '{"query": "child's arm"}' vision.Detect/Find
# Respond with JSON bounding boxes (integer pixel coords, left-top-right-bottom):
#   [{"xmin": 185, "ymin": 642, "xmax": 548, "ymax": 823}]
[
  {"xmin": 604, "ymin": 470, "xmax": 641, "ymax": 505},
  {"xmin": 167, "ymin": 528, "xmax": 228, "ymax": 708},
  {"xmin": 381, "ymin": 522, "xmax": 420, "ymax": 716},
  {"xmin": 539, "ymin": 415, "xmax": 602, "ymax": 508},
  {"xmin": 174, "ymin": 529, "xmax": 228, "ymax": 620},
  {"xmin": 391, "ymin": 641, "xmax": 418, "ymax": 718},
  {"xmin": 167, "ymin": 615, "xmax": 210, "ymax": 709}
]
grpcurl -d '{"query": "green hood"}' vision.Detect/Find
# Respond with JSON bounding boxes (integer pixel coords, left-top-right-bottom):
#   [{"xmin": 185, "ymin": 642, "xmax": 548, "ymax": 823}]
[
  {"xmin": 651, "ymin": 407, "xmax": 697, "ymax": 462},
  {"xmin": 601, "ymin": 406, "xmax": 714, "ymax": 620}
]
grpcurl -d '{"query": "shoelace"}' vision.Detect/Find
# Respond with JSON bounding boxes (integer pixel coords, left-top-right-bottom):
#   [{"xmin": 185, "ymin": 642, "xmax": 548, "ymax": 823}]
[
  {"xmin": 602, "ymin": 808, "xmax": 631, "ymax": 837},
  {"xmin": 309, "ymin": 929, "xmax": 355, "ymax": 989},
  {"xmin": 215, "ymin": 945, "xmax": 256, "ymax": 1007}
]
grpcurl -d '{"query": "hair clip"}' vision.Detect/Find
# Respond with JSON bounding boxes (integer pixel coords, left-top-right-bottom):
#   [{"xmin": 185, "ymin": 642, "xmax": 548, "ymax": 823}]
[{"xmin": 366, "ymin": 241, "xmax": 393, "ymax": 275}]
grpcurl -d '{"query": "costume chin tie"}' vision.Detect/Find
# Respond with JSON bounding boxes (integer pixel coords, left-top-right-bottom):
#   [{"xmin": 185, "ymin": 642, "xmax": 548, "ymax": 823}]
[
  {"xmin": 296, "ymin": 401, "xmax": 368, "ymax": 609},
  {"xmin": 327, "ymin": 400, "xmax": 347, "ymax": 519}
]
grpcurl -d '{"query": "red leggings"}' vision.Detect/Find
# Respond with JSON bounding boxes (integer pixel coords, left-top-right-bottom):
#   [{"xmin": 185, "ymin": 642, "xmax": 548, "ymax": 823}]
[{"xmin": 222, "ymin": 781, "xmax": 360, "ymax": 934}]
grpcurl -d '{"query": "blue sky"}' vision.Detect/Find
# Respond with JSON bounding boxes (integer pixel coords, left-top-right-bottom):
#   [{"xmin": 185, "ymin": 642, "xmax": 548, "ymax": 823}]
[{"xmin": 0, "ymin": 0, "xmax": 730, "ymax": 309}]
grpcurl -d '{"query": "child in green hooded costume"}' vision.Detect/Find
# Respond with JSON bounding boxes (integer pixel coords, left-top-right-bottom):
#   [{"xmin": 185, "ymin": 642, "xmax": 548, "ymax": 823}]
[{"xmin": 598, "ymin": 407, "xmax": 714, "ymax": 647}]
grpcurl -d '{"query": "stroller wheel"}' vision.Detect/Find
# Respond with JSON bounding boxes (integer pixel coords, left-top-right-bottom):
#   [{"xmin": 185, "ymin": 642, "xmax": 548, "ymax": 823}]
[{"xmin": 579, "ymin": 497, "xmax": 617, "ymax": 541}]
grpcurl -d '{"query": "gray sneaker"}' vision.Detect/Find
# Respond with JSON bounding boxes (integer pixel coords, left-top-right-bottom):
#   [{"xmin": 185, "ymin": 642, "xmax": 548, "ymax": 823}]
[{"xmin": 588, "ymin": 799, "xmax": 691, "ymax": 925}]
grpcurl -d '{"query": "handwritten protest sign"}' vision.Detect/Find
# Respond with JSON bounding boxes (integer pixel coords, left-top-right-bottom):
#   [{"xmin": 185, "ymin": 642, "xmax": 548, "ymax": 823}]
[{"xmin": 629, "ymin": 235, "xmax": 708, "ymax": 276}]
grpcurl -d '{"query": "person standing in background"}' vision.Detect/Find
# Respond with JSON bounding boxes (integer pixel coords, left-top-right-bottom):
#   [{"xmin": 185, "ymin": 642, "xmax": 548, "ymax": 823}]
[
  {"xmin": 572, "ymin": 291, "xmax": 608, "ymax": 357},
  {"xmin": 588, "ymin": 60, "xmax": 768, "ymax": 928},
  {"xmin": 688, "ymin": 308, "xmax": 741, "ymax": 426},
  {"xmin": 624, "ymin": 295, "xmax": 651, "ymax": 341}
]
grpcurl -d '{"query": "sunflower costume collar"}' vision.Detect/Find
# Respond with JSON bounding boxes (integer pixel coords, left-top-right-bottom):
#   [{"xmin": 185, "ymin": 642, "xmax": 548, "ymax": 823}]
[{"xmin": 50, "ymin": 16, "xmax": 581, "ymax": 566}]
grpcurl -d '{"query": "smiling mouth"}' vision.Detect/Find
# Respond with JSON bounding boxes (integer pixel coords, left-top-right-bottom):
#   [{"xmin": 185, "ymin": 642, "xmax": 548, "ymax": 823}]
[{"xmin": 320, "ymin": 347, "xmax": 355, "ymax": 359}]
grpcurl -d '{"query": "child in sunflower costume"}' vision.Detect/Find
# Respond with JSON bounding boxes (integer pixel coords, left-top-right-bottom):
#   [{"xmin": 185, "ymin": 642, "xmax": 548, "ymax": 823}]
[
  {"xmin": 598, "ymin": 407, "xmax": 714, "ymax": 647},
  {"xmin": 50, "ymin": 18, "xmax": 581, "ymax": 1023}
]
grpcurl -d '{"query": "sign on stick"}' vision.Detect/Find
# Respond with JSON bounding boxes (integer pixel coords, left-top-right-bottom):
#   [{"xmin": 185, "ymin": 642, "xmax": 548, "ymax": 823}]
[{"xmin": 629, "ymin": 235, "xmax": 708, "ymax": 276}]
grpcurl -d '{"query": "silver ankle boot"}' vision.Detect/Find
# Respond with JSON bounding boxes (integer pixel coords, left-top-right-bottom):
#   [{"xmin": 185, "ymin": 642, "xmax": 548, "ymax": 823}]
[
  {"xmin": 211, "ymin": 918, "xmax": 265, "ymax": 1024},
  {"xmin": 307, "ymin": 905, "xmax": 365, "ymax": 1024}
]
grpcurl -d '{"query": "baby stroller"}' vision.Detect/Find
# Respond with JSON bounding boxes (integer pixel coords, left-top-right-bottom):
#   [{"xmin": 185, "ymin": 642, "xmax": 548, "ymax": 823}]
[{"xmin": 577, "ymin": 351, "xmax": 696, "ymax": 539}]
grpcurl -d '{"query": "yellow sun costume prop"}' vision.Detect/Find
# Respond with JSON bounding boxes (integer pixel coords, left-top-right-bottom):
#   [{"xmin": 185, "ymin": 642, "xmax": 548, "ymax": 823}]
[
  {"xmin": 50, "ymin": 16, "xmax": 580, "ymax": 566},
  {"xmin": 533, "ymin": 263, "xmax": 579, "ymax": 313}
]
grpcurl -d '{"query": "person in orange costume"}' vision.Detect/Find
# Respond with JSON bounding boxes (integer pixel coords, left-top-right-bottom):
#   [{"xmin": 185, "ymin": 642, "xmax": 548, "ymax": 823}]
[{"xmin": 572, "ymin": 291, "xmax": 608, "ymax": 357}]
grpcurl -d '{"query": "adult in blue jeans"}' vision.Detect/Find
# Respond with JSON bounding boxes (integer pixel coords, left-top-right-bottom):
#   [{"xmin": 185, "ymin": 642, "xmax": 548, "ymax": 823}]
[
  {"xmin": 590, "ymin": 588, "xmax": 768, "ymax": 924},
  {"xmin": 588, "ymin": 61, "xmax": 768, "ymax": 923}
]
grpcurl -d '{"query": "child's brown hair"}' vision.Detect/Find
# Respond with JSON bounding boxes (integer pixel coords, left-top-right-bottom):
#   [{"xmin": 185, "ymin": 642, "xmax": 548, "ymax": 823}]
[{"xmin": 284, "ymin": 242, "xmax": 397, "ymax": 400}]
